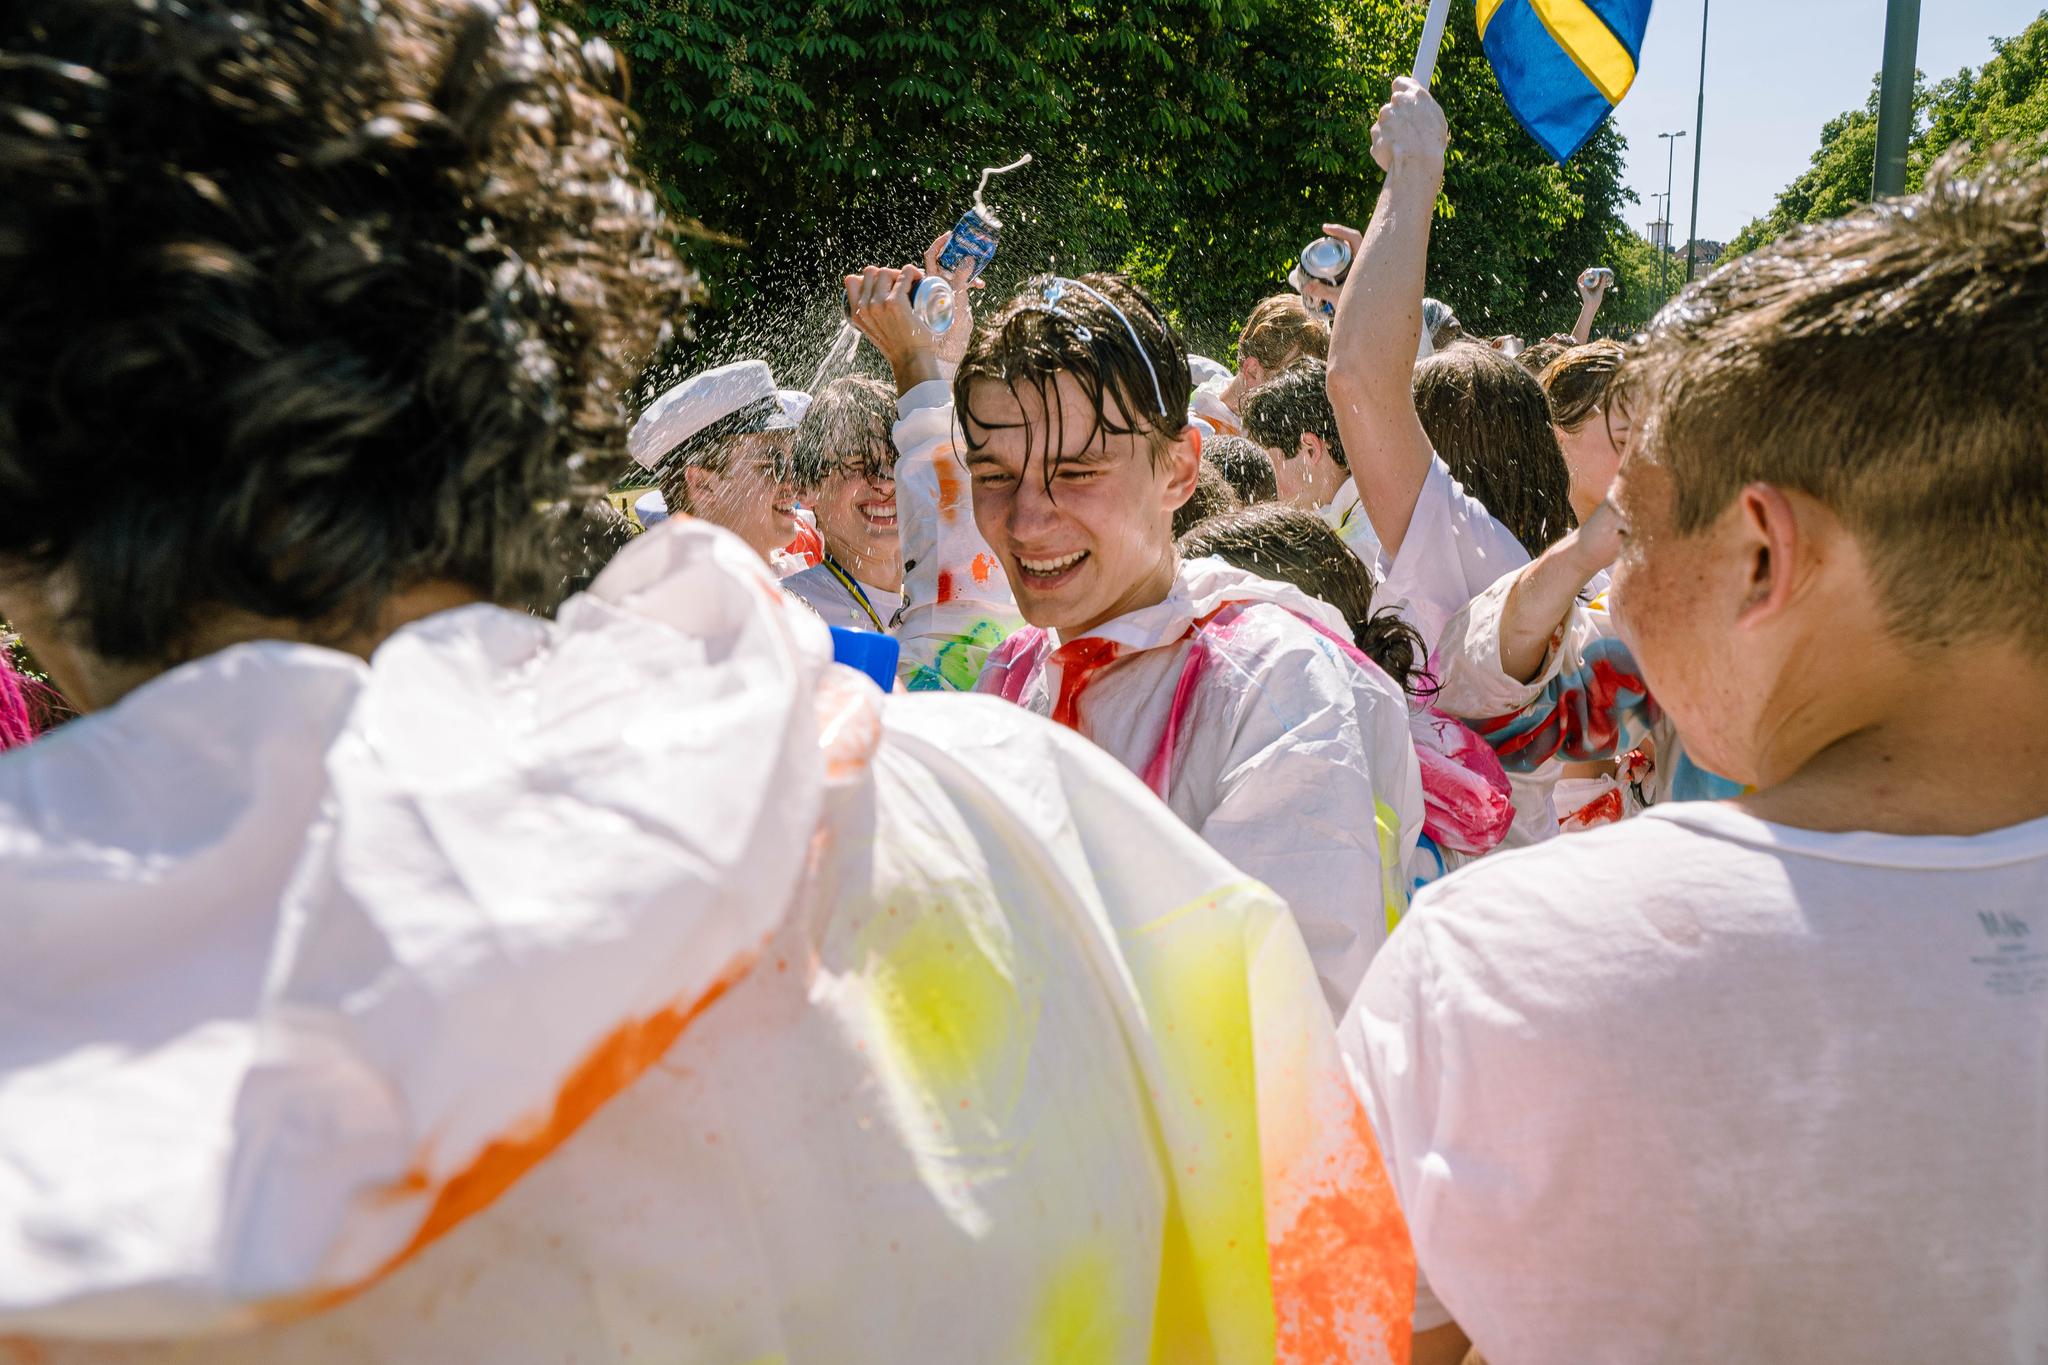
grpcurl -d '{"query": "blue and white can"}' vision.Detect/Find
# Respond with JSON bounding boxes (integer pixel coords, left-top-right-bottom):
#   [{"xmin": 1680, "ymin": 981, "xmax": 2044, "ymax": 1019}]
[{"xmin": 936, "ymin": 207, "xmax": 1001, "ymax": 281}]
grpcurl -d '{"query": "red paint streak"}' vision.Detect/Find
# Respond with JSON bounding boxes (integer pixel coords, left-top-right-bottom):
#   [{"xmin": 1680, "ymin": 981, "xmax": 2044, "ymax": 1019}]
[
  {"xmin": 272, "ymin": 958, "xmax": 756, "ymax": 1323},
  {"xmin": 1048, "ymin": 636, "xmax": 1121, "ymax": 730},
  {"xmin": 936, "ymin": 570, "xmax": 956, "ymax": 603},
  {"xmin": 970, "ymin": 552, "xmax": 998, "ymax": 585},
  {"xmin": 1267, "ymin": 1091, "xmax": 1416, "ymax": 1365}
]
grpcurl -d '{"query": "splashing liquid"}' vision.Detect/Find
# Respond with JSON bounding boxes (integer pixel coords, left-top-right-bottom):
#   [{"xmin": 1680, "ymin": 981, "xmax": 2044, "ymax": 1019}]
[{"xmin": 969, "ymin": 154, "xmax": 1033, "ymax": 225}]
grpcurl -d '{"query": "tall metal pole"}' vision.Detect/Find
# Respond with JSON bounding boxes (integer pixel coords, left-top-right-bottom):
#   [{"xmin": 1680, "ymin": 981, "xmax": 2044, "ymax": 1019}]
[
  {"xmin": 1686, "ymin": 0, "xmax": 1710, "ymax": 280},
  {"xmin": 1659, "ymin": 131, "xmax": 1686, "ymax": 304},
  {"xmin": 1872, "ymin": 0, "xmax": 1922, "ymax": 198}
]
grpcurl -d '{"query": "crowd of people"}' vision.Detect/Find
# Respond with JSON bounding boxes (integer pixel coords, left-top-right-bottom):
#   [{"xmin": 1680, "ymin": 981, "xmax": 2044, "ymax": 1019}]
[{"xmin": 2, "ymin": 1, "xmax": 2045, "ymax": 1362}]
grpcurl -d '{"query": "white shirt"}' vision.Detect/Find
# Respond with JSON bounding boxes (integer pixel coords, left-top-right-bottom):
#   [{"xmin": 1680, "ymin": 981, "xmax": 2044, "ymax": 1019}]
[
  {"xmin": 0, "ymin": 522, "xmax": 1414, "ymax": 1361},
  {"xmin": 781, "ymin": 560, "xmax": 902, "ymax": 633},
  {"xmin": 1343, "ymin": 801, "xmax": 2048, "ymax": 1362},
  {"xmin": 977, "ymin": 557, "xmax": 1426, "ymax": 1014}
]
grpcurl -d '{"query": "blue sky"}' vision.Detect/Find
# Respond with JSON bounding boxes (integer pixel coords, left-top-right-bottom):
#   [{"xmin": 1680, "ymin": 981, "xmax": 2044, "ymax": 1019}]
[{"xmin": 1604, "ymin": 0, "xmax": 2043, "ymax": 242}]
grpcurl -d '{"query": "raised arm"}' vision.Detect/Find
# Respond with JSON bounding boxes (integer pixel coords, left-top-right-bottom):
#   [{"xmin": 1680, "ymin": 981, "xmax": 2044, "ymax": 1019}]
[
  {"xmin": 1571, "ymin": 269, "xmax": 1611, "ymax": 344},
  {"xmin": 1322, "ymin": 76, "xmax": 1449, "ymax": 567}
]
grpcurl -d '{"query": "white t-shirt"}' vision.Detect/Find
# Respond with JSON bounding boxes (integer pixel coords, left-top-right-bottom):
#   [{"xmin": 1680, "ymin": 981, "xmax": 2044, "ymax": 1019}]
[
  {"xmin": 781, "ymin": 561, "xmax": 903, "ymax": 633},
  {"xmin": 1342, "ymin": 801, "xmax": 2048, "ymax": 1363}
]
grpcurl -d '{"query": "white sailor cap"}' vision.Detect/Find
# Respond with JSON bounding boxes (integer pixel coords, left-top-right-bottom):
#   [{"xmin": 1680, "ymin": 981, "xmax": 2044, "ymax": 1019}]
[{"xmin": 628, "ymin": 359, "xmax": 807, "ymax": 472}]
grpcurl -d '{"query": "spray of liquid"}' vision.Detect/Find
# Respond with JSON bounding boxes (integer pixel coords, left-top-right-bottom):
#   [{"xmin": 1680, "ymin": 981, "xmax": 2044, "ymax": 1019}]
[{"xmin": 970, "ymin": 154, "xmax": 1033, "ymax": 224}]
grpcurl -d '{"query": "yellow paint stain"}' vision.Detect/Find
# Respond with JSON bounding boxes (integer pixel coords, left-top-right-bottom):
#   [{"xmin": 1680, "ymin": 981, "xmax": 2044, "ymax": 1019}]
[
  {"xmin": 864, "ymin": 909, "xmax": 1017, "ymax": 1093},
  {"xmin": 1031, "ymin": 1245, "xmax": 1124, "ymax": 1365}
]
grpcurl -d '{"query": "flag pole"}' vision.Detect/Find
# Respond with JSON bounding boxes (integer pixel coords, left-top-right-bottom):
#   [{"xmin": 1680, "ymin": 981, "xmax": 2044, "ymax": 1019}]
[{"xmin": 1412, "ymin": 0, "xmax": 1454, "ymax": 85}]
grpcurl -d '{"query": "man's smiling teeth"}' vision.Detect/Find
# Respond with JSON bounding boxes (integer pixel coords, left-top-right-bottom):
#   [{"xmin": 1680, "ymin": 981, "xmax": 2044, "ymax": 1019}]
[{"xmin": 1019, "ymin": 550, "xmax": 1086, "ymax": 575}]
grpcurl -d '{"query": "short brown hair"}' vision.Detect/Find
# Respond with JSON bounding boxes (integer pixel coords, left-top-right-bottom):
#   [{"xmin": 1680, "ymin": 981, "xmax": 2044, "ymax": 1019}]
[
  {"xmin": 1237, "ymin": 294, "xmax": 1330, "ymax": 371},
  {"xmin": 1541, "ymin": 341, "xmax": 1627, "ymax": 432},
  {"xmin": 1628, "ymin": 148, "xmax": 2048, "ymax": 656},
  {"xmin": 1242, "ymin": 359, "xmax": 1346, "ymax": 471}
]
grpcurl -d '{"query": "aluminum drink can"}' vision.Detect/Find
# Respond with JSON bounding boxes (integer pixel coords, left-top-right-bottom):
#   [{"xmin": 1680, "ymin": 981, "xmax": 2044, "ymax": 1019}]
[
  {"xmin": 840, "ymin": 277, "xmax": 956, "ymax": 335},
  {"xmin": 1578, "ymin": 267, "xmax": 1616, "ymax": 291},
  {"xmin": 936, "ymin": 207, "xmax": 1000, "ymax": 281},
  {"xmin": 1299, "ymin": 235, "xmax": 1353, "ymax": 285}
]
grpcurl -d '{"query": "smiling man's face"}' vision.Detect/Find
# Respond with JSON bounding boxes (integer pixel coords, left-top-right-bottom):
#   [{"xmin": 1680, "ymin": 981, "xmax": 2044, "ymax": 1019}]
[{"xmin": 962, "ymin": 372, "xmax": 1197, "ymax": 637}]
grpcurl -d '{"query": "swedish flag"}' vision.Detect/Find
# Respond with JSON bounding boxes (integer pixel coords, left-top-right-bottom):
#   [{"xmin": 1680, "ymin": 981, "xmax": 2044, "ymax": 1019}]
[{"xmin": 1478, "ymin": 0, "xmax": 1653, "ymax": 162}]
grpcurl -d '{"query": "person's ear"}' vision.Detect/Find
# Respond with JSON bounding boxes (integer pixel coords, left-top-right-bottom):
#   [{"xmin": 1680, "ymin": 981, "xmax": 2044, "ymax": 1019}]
[
  {"xmin": 1238, "ymin": 356, "xmax": 1266, "ymax": 389},
  {"xmin": 1733, "ymin": 482, "xmax": 1803, "ymax": 628},
  {"xmin": 1299, "ymin": 431, "xmax": 1326, "ymax": 468},
  {"xmin": 1161, "ymin": 428, "xmax": 1202, "ymax": 513},
  {"xmin": 680, "ymin": 463, "xmax": 718, "ymax": 514}
]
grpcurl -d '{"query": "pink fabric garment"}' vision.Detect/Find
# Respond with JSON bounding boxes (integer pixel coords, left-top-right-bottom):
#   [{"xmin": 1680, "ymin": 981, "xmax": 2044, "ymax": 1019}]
[{"xmin": 0, "ymin": 655, "xmax": 39, "ymax": 753}]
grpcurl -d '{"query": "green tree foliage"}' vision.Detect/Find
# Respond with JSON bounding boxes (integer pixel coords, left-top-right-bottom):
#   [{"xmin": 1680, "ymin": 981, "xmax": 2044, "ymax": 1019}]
[
  {"xmin": 542, "ymin": 0, "xmax": 1638, "ymax": 369},
  {"xmin": 1726, "ymin": 11, "xmax": 2048, "ymax": 260}
]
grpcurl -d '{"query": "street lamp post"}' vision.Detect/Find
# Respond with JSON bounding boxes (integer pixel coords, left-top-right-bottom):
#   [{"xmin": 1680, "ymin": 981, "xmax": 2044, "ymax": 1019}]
[
  {"xmin": 1658, "ymin": 130, "xmax": 1687, "ymax": 302},
  {"xmin": 1873, "ymin": 0, "xmax": 1923, "ymax": 197},
  {"xmin": 1686, "ymin": 0, "xmax": 1710, "ymax": 280}
]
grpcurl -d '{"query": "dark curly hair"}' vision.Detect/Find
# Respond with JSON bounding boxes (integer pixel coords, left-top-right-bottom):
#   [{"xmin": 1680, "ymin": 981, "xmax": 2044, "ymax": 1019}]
[
  {"xmin": 954, "ymin": 273, "xmax": 1192, "ymax": 486},
  {"xmin": 1178, "ymin": 502, "xmax": 1428, "ymax": 696},
  {"xmin": 793, "ymin": 376, "xmax": 897, "ymax": 490},
  {"xmin": 1241, "ymin": 358, "xmax": 1347, "ymax": 472},
  {"xmin": 0, "ymin": 0, "xmax": 695, "ymax": 662}
]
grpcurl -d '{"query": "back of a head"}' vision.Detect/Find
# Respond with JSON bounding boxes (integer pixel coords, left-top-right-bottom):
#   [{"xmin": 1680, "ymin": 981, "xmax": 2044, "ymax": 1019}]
[
  {"xmin": 1412, "ymin": 341, "xmax": 1576, "ymax": 555},
  {"xmin": 1241, "ymin": 358, "xmax": 1346, "ymax": 470},
  {"xmin": 1422, "ymin": 298, "xmax": 1465, "ymax": 350},
  {"xmin": 1203, "ymin": 434, "xmax": 1281, "ymax": 505},
  {"xmin": 0, "ymin": 0, "xmax": 691, "ymax": 665},
  {"xmin": 1237, "ymin": 294, "xmax": 1330, "ymax": 372},
  {"xmin": 1173, "ymin": 460, "xmax": 1240, "ymax": 539},
  {"xmin": 1517, "ymin": 334, "xmax": 1580, "ymax": 378},
  {"xmin": 1630, "ymin": 147, "xmax": 2048, "ymax": 660},
  {"xmin": 1542, "ymin": 341, "xmax": 1628, "ymax": 432},
  {"xmin": 1178, "ymin": 502, "xmax": 1422, "ymax": 691}
]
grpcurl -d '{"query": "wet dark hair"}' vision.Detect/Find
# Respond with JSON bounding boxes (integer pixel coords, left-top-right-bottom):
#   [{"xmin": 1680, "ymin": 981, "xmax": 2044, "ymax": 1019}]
[
  {"xmin": 1412, "ymin": 343, "xmax": 1577, "ymax": 556},
  {"xmin": 1517, "ymin": 333, "xmax": 1580, "ymax": 377},
  {"xmin": 1542, "ymin": 341, "xmax": 1628, "ymax": 432},
  {"xmin": 1240, "ymin": 358, "xmax": 1348, "ymax": 472},
  {"xmin": 1178, "ymin": 502, "xmax": 1427, "ymax": 695},
  {"xmin": 1204, "ymin": 434, "xmax": 1280, "ymax": 505},
  {"xmin": 954, "ymin": 272, "xmax": 1192, "ymax": 486},
  {"xmin": 552, "ymin": 499, "xmax": 638, "ymax": 601},
  {"xmin": 0, "ymin": 0, "xmax": 693, "ymax": 660},
  {"xmin": 1173, "ymin": 460, "xmax": 1239, "ymax": 539},
  {"xmin": 793, "ymin": 376, "xmax": 896, "ymax": 490}
]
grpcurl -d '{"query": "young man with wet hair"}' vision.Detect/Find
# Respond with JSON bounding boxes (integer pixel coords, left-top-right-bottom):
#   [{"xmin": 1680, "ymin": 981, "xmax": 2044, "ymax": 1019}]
[
  {"xmin": 1202, "ymin": 433, "xmax": 1282, "ymax": 505},
  {"xmin": 781, "ymin": 375, "xmax": 903, "ymax": 631},
  {"xmin": 853, "ymin": 260, "xmax": 1438, "ymax": 1014},
  {"xmin": 1241, "ymin": 357, "xmax": 1355, "ymax": 514},
  {"xmin": 0, "ymin": 1, "xmax": 1417, "ymax": 1357},
  {"xmin": 1188, "ymin": 293, "xmax": 1331, "ymax": 439},
  {"xmin": 1347, "ymin": 150, "xmax": 2048, "ymax": 1364}
]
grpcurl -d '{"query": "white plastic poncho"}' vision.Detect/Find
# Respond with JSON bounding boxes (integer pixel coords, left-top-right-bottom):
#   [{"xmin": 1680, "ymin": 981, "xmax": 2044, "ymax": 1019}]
[
  {"xmin": 0, "ymin": 521, "xmax": 1415, "ymax": 1364},
  {"xmin": 974, "ymin": 558, "xmax": 1428, "ymax": 1016}
]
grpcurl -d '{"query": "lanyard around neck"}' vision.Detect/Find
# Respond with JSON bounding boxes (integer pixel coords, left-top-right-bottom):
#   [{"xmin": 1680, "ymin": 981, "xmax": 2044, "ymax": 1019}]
[{"xmin": 822, "ymin": 554, "xmax": 885, "ymax": 633}]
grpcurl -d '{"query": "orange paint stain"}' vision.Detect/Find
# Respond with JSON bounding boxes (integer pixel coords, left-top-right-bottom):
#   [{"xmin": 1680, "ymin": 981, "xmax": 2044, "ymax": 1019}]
[
  {"xmin": 934, "ymin": 456, "xmax": 965, "ymax": 518},
  {"xmin": 269, "ymin": 957, "xmax": 756, "ymax": 1323},
  {"xmin": 970, "ymin": 552, "xmax": 998, "ymax": 584},
  {"xmin": 1266, "ymin": 1090, "xmax": 1415, "ymax": 1365}
]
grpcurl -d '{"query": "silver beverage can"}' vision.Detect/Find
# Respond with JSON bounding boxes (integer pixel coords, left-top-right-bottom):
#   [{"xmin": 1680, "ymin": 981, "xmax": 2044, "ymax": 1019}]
[
  {"xmin": 1578, "ymin": 267, "xmax": 1616, "ymax": 291},
  {"xmin": 1300, "ymin": 236, "xmax": 1353, "ymax": 285},
  {"xmin": 841, "ymin": 276, "xmax": 956, "ymax": 335}
]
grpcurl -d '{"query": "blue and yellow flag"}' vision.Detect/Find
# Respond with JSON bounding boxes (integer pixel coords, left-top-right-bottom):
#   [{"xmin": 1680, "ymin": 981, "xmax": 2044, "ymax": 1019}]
[{"xmin": 1478, "ymin": 0, "xmax": 1653, "ymax": 162}]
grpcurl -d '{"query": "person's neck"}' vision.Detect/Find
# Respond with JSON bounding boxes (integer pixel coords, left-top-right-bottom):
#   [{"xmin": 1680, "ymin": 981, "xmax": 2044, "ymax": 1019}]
[
  {"xmin": 1738, "ymin": 635, "xmax": 2048, "ymax": 837},
  {"xmin": 1220, "ymin": 372, "xmax": 1247, "ymax": 413},
  {"xmin": 1055, "ymin": 548, "xmax": 1180, "ymax": 644},
  {"xmin": 828, "ymin": 541, "xmax": 902, "ymax": 594},
  {"xmin": 38, "ymin": 579, "xmax": 487, "ymax": 715},
  {"xmin": 1312, "ymin": 461, "xmax": 1351, "ymax": 511}
]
